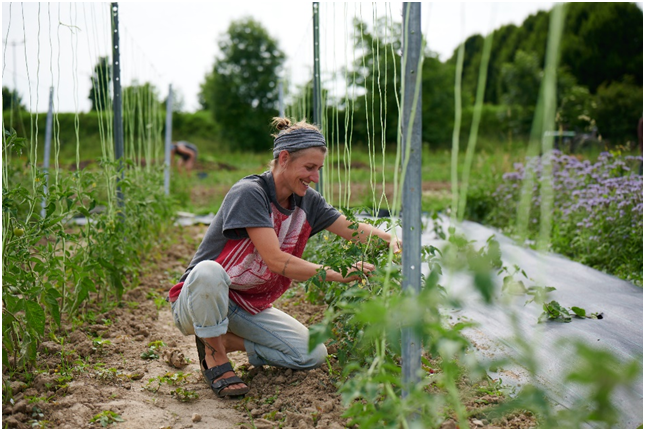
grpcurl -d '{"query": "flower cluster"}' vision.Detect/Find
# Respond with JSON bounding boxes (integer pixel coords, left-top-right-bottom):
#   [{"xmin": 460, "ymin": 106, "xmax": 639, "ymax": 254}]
[{"xmin": 489, "ymin": 150, "xmax": 643, "ymax": 285}]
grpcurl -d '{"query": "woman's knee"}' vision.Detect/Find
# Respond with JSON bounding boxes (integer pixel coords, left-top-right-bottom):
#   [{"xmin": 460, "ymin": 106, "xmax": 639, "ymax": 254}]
[
  {"xmin": 183, "ymin": 261, "xmax": 231, "ymax": 314},
  {"xmin": 295, "ymin": 343, "xmax": 328, "ymax": 370},
  {"xmin": 187, "ymin": 261, "xmax": 231, "ymax": 292}
]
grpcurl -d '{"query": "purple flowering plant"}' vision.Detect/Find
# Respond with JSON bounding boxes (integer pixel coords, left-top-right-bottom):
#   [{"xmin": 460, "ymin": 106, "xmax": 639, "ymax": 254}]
[{"xmin": 488, "ymin": 150, "xmax": 643, "ymax": 285}]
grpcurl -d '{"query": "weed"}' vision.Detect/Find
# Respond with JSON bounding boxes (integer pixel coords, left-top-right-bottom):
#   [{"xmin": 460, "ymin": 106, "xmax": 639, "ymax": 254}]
[
  {"xmin": 73, "ymin": 359, "xmax": 90, "ymax": 373},
  {"xmin": 264, "ymin": 388, "xmax": 280, "ymax": 405},
  {"xmin": 146, "ymin": 290, "xmax": 170, "ymax": 311},
  {"xmin": 148, "ymin": 340, "xmax": 165, "ymax": 349},
  {"xmin": 475, "ymin": 376, "xmax": 506, "ymax": 397},
  {"xmin": 235, "ymin": 396, "xmax": 257, "ymax": 428},
  {"xmin": 170, "ymin": 387, "xmax": 199, "ymax": 402},
  {"xmin": 141, "ymin": 347, "xmax": 159, "ymax": 360},
  {"xmin": 143, "ymin": 372, "xmax": 192, "ymax": 393},
  {"xmin": 324, "ymin": 355, "xmax": 340, "ymax": 378},
  {"xmin": 141, "ymin": 340, "xmax": 165, "ymax": 359},
  {"xmin": 91, "ymin": 337, "xmax": 112, "ymax": 353},
  {"xmin": 126, "ymin": 301, "xmax": 139, "ymax": 310},
  {"xmin": 90, "ymin": 410, "xmax": 124, "ymax": 427},
  {"xmin": 25, "ymin": 394, "xmax": 55, "ymax": 404},
  {"xmin": 311, "ymin": 410, "xmax": 320, "ymax": 427},
  {"xmin": 29, "ymin": 419, "xmax": 51, "ymax": 429},
  {"xmin": 94, "ymin": 366, "xmax": 123, "ymax": 383}
]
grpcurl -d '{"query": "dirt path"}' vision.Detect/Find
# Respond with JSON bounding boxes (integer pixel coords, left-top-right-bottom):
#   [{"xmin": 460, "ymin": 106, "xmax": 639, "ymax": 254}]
[{"xmin": 3, "ymin": 223, "xmax": 537, "ymax": 429}]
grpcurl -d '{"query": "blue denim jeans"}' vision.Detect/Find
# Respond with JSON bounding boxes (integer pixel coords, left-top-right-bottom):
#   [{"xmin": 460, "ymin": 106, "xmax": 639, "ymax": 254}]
[{"xmin": 171, "ymin": 260, "xmax": 327, "ymax": 370}]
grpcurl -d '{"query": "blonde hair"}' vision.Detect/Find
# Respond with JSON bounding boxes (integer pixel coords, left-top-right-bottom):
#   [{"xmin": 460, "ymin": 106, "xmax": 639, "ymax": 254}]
[{"xmin": 271, "ymin": 117, "xmax": 321, "ymax": 137}]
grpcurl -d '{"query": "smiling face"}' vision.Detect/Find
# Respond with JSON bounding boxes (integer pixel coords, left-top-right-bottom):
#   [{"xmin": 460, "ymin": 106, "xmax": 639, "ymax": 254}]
[{"xmin": 275, "ymin": 147, "xmax": 326, "ymax": 199}]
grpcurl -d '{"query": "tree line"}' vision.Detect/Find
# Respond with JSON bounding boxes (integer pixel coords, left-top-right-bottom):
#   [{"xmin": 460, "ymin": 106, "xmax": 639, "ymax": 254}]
[{"xmin": 4, "ymin": 3, "xmax": 642, "ymax": 154}]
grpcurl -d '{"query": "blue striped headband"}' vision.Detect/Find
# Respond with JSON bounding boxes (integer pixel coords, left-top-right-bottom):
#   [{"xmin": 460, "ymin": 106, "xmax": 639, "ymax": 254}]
[{"xmin": 273, "ymin": 128, "xmax": 326, "ymax": 159}]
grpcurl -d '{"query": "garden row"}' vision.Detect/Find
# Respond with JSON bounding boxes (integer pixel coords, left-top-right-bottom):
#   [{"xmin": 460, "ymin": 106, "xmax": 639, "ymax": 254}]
[{"xmin": 2, "ymin": 131, "xmax": 175, "ymax": 371}]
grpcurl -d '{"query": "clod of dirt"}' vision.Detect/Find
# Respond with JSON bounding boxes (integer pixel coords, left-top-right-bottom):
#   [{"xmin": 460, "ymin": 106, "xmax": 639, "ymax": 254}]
[
  {"xmin": 164, "ymin": 349, "xmax": 190, "ymax": 369},
  {"xmin": 191, "ymin": 413, "xmax": 201, "ymax": 423}
]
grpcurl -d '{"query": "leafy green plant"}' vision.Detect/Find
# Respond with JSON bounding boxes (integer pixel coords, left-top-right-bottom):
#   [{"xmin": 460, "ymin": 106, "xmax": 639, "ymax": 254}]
[
  {"xmin": 147, "ymin": 291, "xmax": 168, "ymax": 311},
  {"xmin": 475, "ymin": 376, "xmax": 507, "ymax": 397},
  {"xmin": 301, "ymin": 205, "xmax": 636, "ymax": 428},
  {"xmin": 143, "ymin": 372, "xmax": 192, "ymax": 394},
  {"xmin": 303, "ymin": 211, "xmax": 481, "ymax": 428},
  {"xmin": 94, "ymin": 366, "xmax": 121, "ymax": 383},
  {"xmin": 141, "ymin": 340, "xmax": 166, "ymax": 359},
  {"xmin": 170, "ymin": 387, "xmax": 199, "ymax": 402},
  {"xmin": 92, "ymin": 338, "xmax": 112, "ymax": 354},
  {"xmin": 264, "ymin": 388, "xmax": 280, "ymax": 405},
  {"xmin": 90, "ymin": 410, "xmax": 124, "ymax": 427},
  {"xmin": 2, "ymin": 124, "xmax": 176, "ymax": 371},
  {"xmin": 539, "ymin": 301, "xmax": 603, "ymax": 323}
]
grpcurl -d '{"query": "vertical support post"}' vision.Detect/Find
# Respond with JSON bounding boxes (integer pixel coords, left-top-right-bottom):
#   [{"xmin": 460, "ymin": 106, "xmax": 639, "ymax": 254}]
[
  {"xmin": 164, "ymin": 85, "xmax": 173, "ymax": 195},
  {"xmin": 111, "ymin": 2, "xmax": 124, "ymax": 210},
  {"xmin": 401, "ymin": 2, "xmax": 422, "ymax": 398},
  {"xmin": 41, "ymin": 86, "xmax": 54, "ymax": 218},
  {"xmin": 312, "ymin": 2, "xmax": 323, "ymax": 193}
]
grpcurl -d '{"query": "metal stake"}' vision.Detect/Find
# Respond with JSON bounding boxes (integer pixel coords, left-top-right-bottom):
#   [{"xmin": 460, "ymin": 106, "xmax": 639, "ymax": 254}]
[
  {"xmin": 312, "ymin": 2, "xmax": 323, "ymax": 193},
  {"xmin": 111, "ymin": 2, "xmax": 124, "ymax": 211}
]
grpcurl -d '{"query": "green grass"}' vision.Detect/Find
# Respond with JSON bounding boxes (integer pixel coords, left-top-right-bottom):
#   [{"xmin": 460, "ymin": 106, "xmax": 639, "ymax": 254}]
[
  {"xmin": 171, "ymin": 143, "xmax": 529, "ymax": 215},
  {"xmin": 17, "ymin": 136, "xmax": 612, "ymax": 218}
]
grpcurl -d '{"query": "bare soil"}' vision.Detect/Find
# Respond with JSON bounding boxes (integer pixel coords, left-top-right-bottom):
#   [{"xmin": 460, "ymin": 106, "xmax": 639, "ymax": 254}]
[{"xmin": 2, "ymin": 224, "xmax": 536, "ymax": 429}]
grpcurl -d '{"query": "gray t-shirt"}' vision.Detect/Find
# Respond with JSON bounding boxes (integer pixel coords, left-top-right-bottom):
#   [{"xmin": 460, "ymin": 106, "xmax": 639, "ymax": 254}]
[{"xmin": 175, "ymin": 171, "xmax": 341, "ymax": 314}]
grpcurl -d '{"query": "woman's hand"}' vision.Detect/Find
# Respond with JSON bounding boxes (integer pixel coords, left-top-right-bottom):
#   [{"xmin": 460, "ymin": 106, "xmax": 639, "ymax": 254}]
[
  {"xmin": 390, "ymin": 237, "xmax": 402, "ymax": 254},
  {"xmin": 336, "ymin": 261, "xmax": 375, "ymax": 283}
]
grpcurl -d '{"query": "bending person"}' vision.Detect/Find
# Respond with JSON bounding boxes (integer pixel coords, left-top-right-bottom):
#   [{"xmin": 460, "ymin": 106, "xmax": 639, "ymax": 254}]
[
  {"xmin": 171, "ymin": 141, "xmax": 198, "ymax": 174},
  {"xmin": 168, "ymin": 117, "xmax": 400, "ymax": 398}
]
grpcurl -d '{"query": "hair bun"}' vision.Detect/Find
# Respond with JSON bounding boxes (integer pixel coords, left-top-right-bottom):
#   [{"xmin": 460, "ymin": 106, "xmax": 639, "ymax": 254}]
[{"xmin": 271, "ymin": 117, "xmax": 292, "ymax": 131}]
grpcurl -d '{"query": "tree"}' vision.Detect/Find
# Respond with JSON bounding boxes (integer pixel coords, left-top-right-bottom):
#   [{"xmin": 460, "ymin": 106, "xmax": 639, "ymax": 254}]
[
  {"xmin": 421, "ymin": 55, "xmax": 456, "ymax": 147},
  {"xmin": 345, "ymin": 18, "xmax": 402, "ymax": 147},
  {"xmin": 200, "ymin": 18, "xmax": 285, "ymax": 152},
  {"xmin": 498, "ymin": 50, "xmax": 542, "ymax": 135},
  {"xmin": 89, "ymin": 56, "xmax": 112, "ymax": 111},
  {"xmin": 500, "ymin": 50, "xmax": 543, "ymax": 108},
  {"xmin": 2, "ymin": 86, "xmax": 26, "ymax": 134},
  {"xmin": 346, "ymin": 18, "xmax": 457, "ymax": 149},
  {"xmin": 555, "ymin": 69, "xmax": 596, "ymax": 133},
  {"xmin": 2, "ymin": 86, "xmax": 24, "ymax": 111},
  {"xmin": 451, "ymin": 3, "xmax": 643, "ymax": 104},
  {"xmin": 561, "ymin": 2, "xmax": 643, "ymax": 92},
  {"xmin": 594, "ymin": 76, "xmax": 643, "ymax": 145},
  {"xmin": 500, "ymin": 51, "xmax": 599, "ymax": 138}
]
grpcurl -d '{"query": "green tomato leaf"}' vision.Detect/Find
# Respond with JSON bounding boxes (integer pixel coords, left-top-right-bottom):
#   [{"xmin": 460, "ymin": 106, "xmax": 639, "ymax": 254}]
[
  {"xmin": 25, "ymin": 300, "xmax": 46, "ymax": 336},
  {"xmin": 308, "ymin": 323, "xmax": 332, "ymax": 354},
  {"xmin": 571, "ymin": 306, "xmax": 587, "ymax": 318}
]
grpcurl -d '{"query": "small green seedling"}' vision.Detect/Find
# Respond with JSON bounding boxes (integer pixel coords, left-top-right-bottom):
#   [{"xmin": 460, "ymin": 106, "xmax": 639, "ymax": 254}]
[{"xmin": 90, "ymin": 410, "xmax": 124, "ymax": 427}]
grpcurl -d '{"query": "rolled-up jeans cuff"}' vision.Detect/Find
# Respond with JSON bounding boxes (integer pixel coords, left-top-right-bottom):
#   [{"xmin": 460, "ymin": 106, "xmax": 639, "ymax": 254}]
[{"xmin": 194, "ymin": 317, "xmax": 230, "ymax": 339}]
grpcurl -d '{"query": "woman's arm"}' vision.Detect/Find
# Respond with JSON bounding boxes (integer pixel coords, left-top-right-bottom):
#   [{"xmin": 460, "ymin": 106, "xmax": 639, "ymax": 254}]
[
  {"xmin": 325, "ymin": 215, "xmax": 401, "ymax": 252},
  {"xmin": 246, "ymin": 227, "xmax": 374, "ymax": 282}
]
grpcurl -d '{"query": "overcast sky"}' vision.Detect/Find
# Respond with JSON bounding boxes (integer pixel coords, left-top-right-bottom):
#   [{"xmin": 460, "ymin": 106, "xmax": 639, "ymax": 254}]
[{"xmin": 2, "ymin": 1, "xmax": 561, "ymax": 113}]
